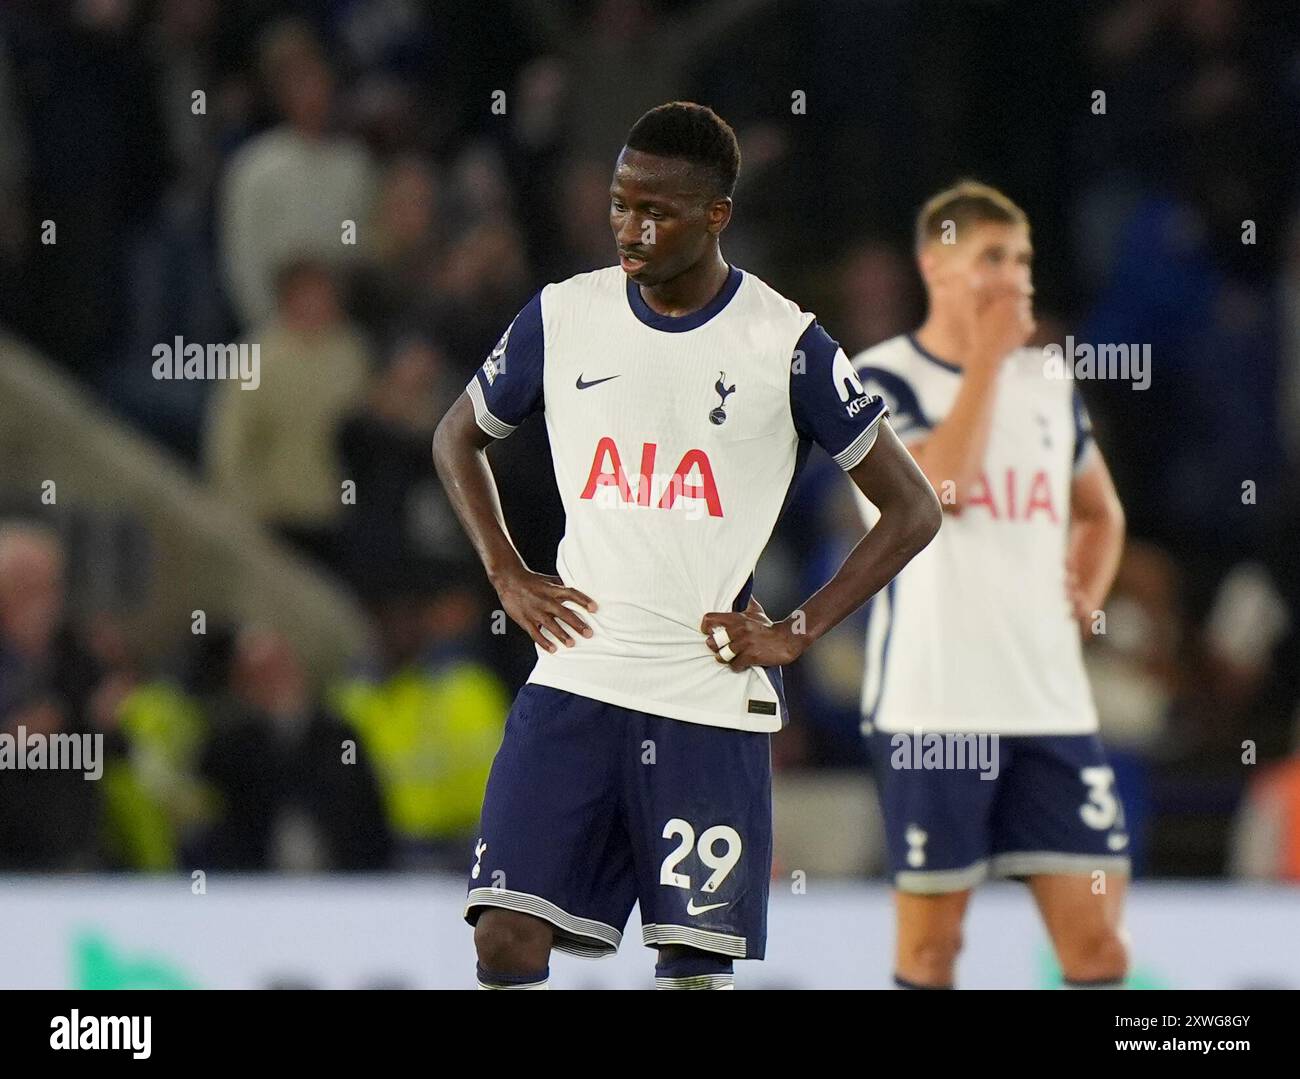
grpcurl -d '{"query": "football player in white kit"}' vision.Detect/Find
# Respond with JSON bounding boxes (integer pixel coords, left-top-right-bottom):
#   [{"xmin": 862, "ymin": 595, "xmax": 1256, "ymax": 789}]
[
  {"xmin": 853, "ymin": 182, "xmax": 1130, "ymax": 989},
  {"xmin": 433, "ymin": 103, "xmax": 942, "ymax": 989}
]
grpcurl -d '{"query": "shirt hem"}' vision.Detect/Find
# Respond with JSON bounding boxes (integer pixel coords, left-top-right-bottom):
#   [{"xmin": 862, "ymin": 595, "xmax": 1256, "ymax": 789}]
[
  {"xmin": 865, "ymin": 714, "xmax": 1099, "ymax": 737},
  {"xmin": 526, "ymin": 668, "xmax": 780, "ymax": 733}
]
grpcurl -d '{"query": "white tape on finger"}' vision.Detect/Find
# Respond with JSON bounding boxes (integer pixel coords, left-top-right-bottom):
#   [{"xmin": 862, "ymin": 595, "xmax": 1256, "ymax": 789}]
[{"xmin": 711, "ymin": 625, "xmax": 736, "ymax": 662}]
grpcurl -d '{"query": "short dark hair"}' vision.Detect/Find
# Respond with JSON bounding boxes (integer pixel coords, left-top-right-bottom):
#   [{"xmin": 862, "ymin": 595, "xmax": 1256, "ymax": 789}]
[{"xmin": 624, "ymin": 102, "xmax": 741, "ymax": 199}]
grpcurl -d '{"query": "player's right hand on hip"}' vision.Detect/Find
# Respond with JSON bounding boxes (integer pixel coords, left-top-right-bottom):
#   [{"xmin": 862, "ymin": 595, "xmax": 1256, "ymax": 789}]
[{"xmin": 493, "ymin": 565, "xmax": 598, "ymax": 653}]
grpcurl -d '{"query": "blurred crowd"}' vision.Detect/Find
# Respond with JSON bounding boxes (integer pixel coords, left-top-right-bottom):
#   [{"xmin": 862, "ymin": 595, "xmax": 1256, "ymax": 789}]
[
  {"xmin": 2, "ymin": 0, "xmax": 1300, "ymax": 878},
  {"xmin": 0, "ymin": 519, "xmax": 509, "ymax": 872}
]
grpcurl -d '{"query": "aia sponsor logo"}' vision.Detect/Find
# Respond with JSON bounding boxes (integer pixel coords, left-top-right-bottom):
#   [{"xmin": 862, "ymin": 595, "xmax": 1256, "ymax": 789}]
[
  {"xmin": 956, "ymin": 468, "xmax": 1058, "ymax": 522},
  {"xmin": 580, "ymin": 437, "xmax": 723, "ymax": 518}
]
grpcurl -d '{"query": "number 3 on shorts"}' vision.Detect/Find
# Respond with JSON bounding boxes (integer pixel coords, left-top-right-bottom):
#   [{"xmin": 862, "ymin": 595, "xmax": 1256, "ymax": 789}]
[
  {"xmin": 659, "ymin": 818, "xmax": 743, "ymax": 893},
  {"xmin": 1079, "ymin": 765, "xmax": 1124, "ymax": 830}
]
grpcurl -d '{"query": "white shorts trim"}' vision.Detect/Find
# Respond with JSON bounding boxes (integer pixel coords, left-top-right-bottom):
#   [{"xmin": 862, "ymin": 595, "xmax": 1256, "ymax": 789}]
[
  {"xmin": 895, "ymin": 861, "xmax": 989, "ymax": 894},
  {"xmin": 894, "ymin": 852, "xmax": 1132, "ymax": 894},
  {"xmin": 641, "ymin": 922, "xmax": 747, "ymax": 959},
  {"xmin": 654, "ymin": 973, "xmax": 735, "ymax": 990},
  {"xmin": 990, "ymin": 852, "xmax": 1132, "ymax": 879},
  {"xmin": 465, "ymin": 887, "xmax": 622, "ymax": 958}
]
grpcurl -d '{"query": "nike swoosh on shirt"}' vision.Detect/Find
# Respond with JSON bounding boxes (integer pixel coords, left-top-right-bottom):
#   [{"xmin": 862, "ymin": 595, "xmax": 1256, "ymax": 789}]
[
  {"xmin": 576, "ymin": 374, "xmax": 619, "ymax": 390},
  {"xmin": 685, "ymin": 898, "xmax": 729, "ymax": 916}
]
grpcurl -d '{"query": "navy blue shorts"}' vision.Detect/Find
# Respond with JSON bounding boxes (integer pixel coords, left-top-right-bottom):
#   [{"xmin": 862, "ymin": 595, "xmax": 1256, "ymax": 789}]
[
  {"xmin": 464, "ymin": 684, "xmax": 773, "ymax": 959},
  {"xmin": 867, "ymin": 729, "xmax": 1131, "ymax": 893}
]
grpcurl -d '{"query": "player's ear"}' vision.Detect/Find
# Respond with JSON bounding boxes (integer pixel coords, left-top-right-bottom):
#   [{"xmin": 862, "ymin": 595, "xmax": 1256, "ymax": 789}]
[
  {"xmin": 916, "ymin": 242, "xmax": 942, "ymax": 284},
  {"xmin": 708, "ymin": 196, "xmax": 733, "ymax": 235}
]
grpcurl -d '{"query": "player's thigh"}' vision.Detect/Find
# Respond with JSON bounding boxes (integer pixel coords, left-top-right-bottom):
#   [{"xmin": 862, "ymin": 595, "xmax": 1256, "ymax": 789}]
[
  {"xmin": 625, "ymin": 712, "xmax": 773, "ymax": 961},
  {"xmin": 1028, "ymin": 871, "xmax": 1129, "ymax": 975},
  {"xmin": 465, "ymin": 684, "xmax": 637, "ymax": 957}
]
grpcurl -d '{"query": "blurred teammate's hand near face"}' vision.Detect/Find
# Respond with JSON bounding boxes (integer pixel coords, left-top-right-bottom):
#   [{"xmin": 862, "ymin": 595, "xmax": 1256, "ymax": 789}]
[{"xmin": 924, "ymin": 221, "xmax": 1037, "ymax": 369}]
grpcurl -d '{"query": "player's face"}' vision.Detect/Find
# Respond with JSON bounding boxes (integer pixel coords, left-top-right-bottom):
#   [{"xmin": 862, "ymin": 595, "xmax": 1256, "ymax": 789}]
[
  {"xmin": 609, "ymin": 148, "xmax": 730, "ymax": 285},
  {"xmin": 926, "ymin": 221, "xmax": 1033, "ymax": 301}
]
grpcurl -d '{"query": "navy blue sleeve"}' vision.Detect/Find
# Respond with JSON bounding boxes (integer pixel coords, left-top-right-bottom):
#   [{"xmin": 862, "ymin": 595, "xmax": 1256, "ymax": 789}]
[
  {"xmin": 789, "ymin": 321, "xmax": 889, "ymax": 470},
  {"xmin": 465, "ymin": 291, "xmax": 544, "ymax": 437},
  {"xmin": 1072, "ymin": 387, "xmax": 1095, "ymax": 473},
  {"xmin": 852, "ymin": 363, "xmax": 930, "ymax": 444}
]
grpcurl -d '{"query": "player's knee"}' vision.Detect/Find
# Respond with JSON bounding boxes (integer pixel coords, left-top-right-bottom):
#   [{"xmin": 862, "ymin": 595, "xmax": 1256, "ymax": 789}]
[
  {"xmin": 473, "ymin": 909, "xmax": 553, "ymax": 972},
  {"xmin": 1058, "ymin": 925, "xmax": 1128, "ymax": 983},
  {"xmin": 899, "ymin": 929, "xmax": 963, "ymax": 984}
]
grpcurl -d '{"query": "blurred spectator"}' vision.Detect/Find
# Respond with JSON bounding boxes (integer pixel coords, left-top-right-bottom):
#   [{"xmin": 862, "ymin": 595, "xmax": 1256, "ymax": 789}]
[
  {"xmin": 331, "ymin": 567, "xmax": 508, "ymax": 871},
  {"xmin": 98, "ymin": 674, "xmax": 216, "ymax": 873},
  {"xmin": 219, "ymin": 17, "xmax": 377, "ymax": 329},
  {"xmin": 203, "ymin": 258, "xmax": 372, "ymax": 566},
  {"xmin": 336, "ymin": 334, "xmax": 468, "ymax": 595},
  {"xmin": 0, "ymin": 521, "xmax": 102, "ymax": 727},
  {"xmin": 423, "ymin": 144, "xmax": 532, "ymax": 361},
  {"xmin": 2, "ymin": 0, "xmax": 167, "ymax": 374},
  {"xmin": 111, "ymin": 0, "xmax": 232, "ymax": 457},
  {"xmin": 0, "ymin": 697, "xmax": 103, "ymax": 870},
  {"xmin": 500, "ymin": 56, "xmax": 571, "ymax": 283},
  {"xmin": 519, "ymin": 0, "xmax": 782, "ymax": 163},
  {"xmin": 351, "ymin": 154, "xmax": 444, "ymax": 346},
  {"xmin": 195, "ymin": 624, "xmax": 392, "ymax": 871},
  {"xmin": 0, "ymin": 521, "xmax": 103, "ymax": 869}
]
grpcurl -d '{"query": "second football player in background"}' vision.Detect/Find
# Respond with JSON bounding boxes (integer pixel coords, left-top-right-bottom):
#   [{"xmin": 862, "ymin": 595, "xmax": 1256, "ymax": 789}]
[{"xmin": 853, "ymin": 182, "xmax": 1129, "ymax": 989}]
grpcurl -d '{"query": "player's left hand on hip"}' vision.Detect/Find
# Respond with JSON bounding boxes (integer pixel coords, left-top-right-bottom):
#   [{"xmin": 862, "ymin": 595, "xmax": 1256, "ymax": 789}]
[{"xmin": 700, "ymin": 608, "xmax": 804, "ymax": 670}]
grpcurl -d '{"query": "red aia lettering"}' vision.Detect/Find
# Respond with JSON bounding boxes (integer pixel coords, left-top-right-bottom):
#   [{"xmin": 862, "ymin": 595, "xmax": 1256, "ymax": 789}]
[
  {"xmin": 579, "ymin": 436, "xmax": 635, "ymax": 502},
  {"xmin": 958, "ymin": 469, "xmax": 1057, "ymax": 522},
  {"xmin": 579, "ymin": 438, "xmax": 723, "ymax": 517}
]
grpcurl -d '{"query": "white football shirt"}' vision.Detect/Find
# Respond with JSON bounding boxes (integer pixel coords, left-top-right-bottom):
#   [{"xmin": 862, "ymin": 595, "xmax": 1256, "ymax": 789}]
[
  {"xmin": 851, "ymin": 334, "xmax": 1099, "ymax": 735},
  {"xmin": 466, "ymin": 265, "xmax": 888, "ymax": 733}
]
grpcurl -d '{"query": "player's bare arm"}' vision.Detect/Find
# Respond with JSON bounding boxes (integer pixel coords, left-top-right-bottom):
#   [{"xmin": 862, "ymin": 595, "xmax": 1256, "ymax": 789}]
[
  {"xmin": 433, "ymin": 393, "xmax": 597, "ymax": 655},
  {"xmin": 1065, "ymin": 447, "xmax": 1125, "ymax": 638},
  {"xmin": 701, "ymin": 420, "xmax": 941, "ymax": 671}
]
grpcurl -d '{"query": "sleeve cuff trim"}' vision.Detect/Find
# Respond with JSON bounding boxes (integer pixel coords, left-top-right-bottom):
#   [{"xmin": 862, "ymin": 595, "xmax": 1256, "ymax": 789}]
[
  {"xmin": 834, "ymin": 408, "xmax": 887, "ymax": 470},
  {"xmin": 466, "ymin": 377, "xmax": 517, "ymax": 439}
]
